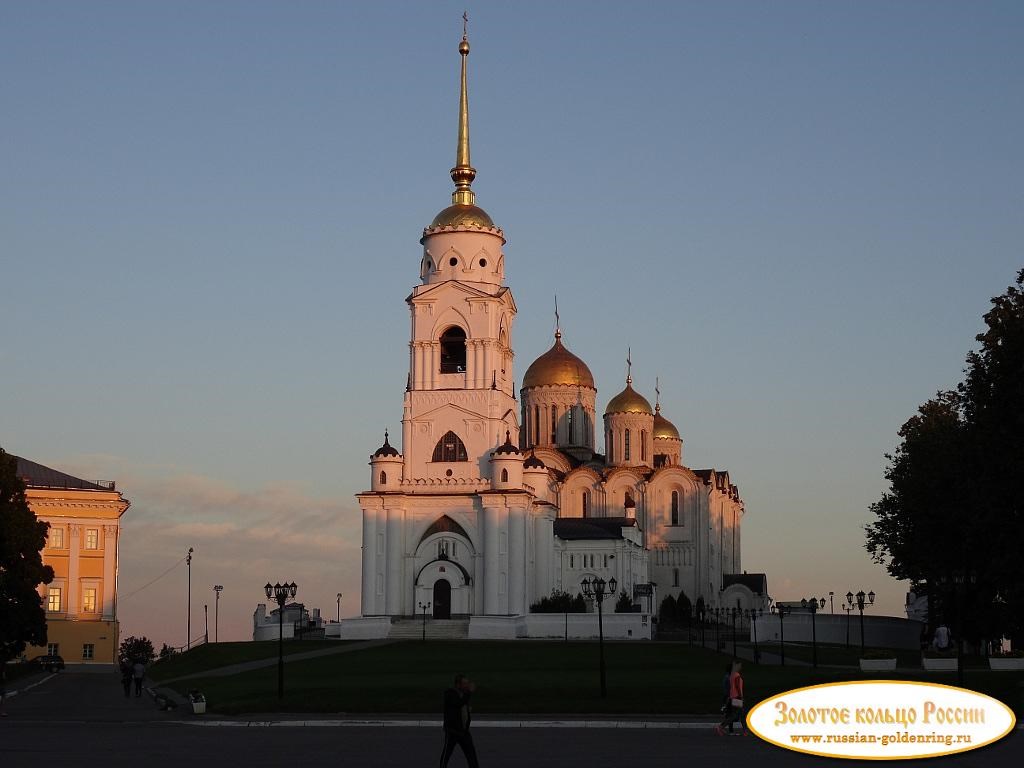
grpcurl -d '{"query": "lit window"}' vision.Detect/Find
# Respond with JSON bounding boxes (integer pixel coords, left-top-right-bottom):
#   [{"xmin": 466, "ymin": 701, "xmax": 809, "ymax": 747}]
[
  {"xmin": 85, "ymin": 528, "xmax": 99, "ymax": 550},
  {"xmin": 671, "ymin": 491, "xmax": 679, "ymax": 526},
  {"xmin": 82, "ymin": 644, "xmax": 94, "ymax": 660},
  {"xmin": 82, "ymin": 587, "xmax": 97, "ymax": 613},
  {"xmin": 432, "ymin": 431, "xmax": 468, "ymax": 462},
  {"xmin": 47, "ymin": 588, "xmax": 62, "ymax": 612},
  {"xmin": 48, "ymin": 526, "xmax": 64, "ymax": 549},
  {"xmin": 624, "ymin": 429, "xmax": 631, "ymax": 461},
  {"xmin": 47, "ymin": 643, "xmax": 59, "ymax": 656}
]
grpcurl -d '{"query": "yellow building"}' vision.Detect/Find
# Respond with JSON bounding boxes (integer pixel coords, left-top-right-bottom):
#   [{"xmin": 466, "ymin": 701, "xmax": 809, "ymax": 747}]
[{"xmin": 16, "ymin": 456, "xmax": 130, "ymax": 666}]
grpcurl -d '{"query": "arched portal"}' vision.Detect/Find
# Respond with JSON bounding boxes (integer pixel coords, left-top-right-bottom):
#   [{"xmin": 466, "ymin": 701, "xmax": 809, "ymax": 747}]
[{"xmin": 433, "ymin": 579, "xmax": 452, "ymax": 619}]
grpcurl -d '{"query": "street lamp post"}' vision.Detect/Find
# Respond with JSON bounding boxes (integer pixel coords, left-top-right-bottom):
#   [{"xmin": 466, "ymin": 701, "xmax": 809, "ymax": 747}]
[
  {"xmin": 843, "ymin": 604, "xmax": 852, "ymax": 647},
  {"xmin": 846, "ymin": 589, "xmax": 875, "ymax": 658},
  {"xmin": 419, "ymin": 601, "xmax": 431, "ymax": 642},
  {"xmin": 581, "ymin": 575, "xmax": 617, "ymax": 698},
  {"xmin": 802, "ymin": 597, "xmax": 825, "ymax": 668},
  {"xmin": 213, "ymin": 585, "xmax": 223, "ymax": 643},
  {"xmin": 829, "ymin": 591, "xmax": 835, "ymax": 615},
  {"xmin": 336, "ymin": 593, "xmax": 343, "ymax": 624},
  {"xmin": 747, "ymin": 609, "xmax": 761, "ymax": 663},
  {"xmin": 264, "ymin": 581, "xmax": 298, "ymax": 700},
  {"xmin": 204, "ymin": 604, "xmax": 208, "ymax": 644},
  {"xmin": 773, "ymin": 604, "xmax": 787, "ymax": 666},
  {"xmin": 186, "ymin": 547, "xmax": 193, "ymax": 649}
]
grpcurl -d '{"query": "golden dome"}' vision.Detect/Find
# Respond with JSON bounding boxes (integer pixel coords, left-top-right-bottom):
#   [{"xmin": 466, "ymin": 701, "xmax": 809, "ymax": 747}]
[
  {"xmin": 605, "ymin": 383, "xmax": 653, "ymax": 416},
  {"xmin": 653, "ymin": 409, "xmax": 680, "ymax": 440},
  {"xmin": 522, "ymin": 332, "xmax": 595, "ymax": 389},
  {"xmin": 429, "ymin": 203, "xmax": 496, "ymax": 230}
]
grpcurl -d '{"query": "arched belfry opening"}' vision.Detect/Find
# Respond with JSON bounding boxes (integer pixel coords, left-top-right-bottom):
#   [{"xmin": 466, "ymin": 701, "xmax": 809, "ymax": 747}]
[
  {"xmin": 432, "ymin": 431, "xmax": 468, "ymax": 462},
  {"xmin": 440, "ymin": 326, "xmax": 467, "ymax": 373}
]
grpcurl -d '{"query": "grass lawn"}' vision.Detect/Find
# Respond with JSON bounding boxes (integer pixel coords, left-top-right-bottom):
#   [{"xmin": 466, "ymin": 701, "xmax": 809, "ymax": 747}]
[
  {"xmin": 148, "ymin": 640, "xmax": 352, "ymax": 682},
  {"xmin": 161, "ymin": 640, "xmax": 1024, "ymax": 716}
]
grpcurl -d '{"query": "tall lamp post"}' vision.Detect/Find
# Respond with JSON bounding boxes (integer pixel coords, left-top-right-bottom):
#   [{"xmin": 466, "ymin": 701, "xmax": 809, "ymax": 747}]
[
  {"xmin": 419, "ymin": 601, "xmax": 431, "ymax": 642},
  {"xmin": 802, "ymin": 597, "xmax": 825, "ymax": 668},
  {"xmin": 829, "ymin": 591, "xmax": 835, "ymax": 614},
  {"xmin": 581, "ymin": 575, "xmax": 617, "ymax": 698},
  {"xmin": 843, "ymin": 604, "xmax": 852, "ymax": 647},
  {"xmin": 772, "ymin": 604, "xmax": 788, "ymax": 666},
  {"xmin": 265, "ymin": 581, "xmax": 297, "ymax": 700},
  {"xmin": 204, "ymin": 604, "xmax": 209, "ymax": 644},
  {"xmin": 336, "ymin": 593, "xmax": 343, "ymax": 624},
  {"xmin": 846, "ymin": 589, "xmax": 875, "ymax": 657},
  {"xmin": 213, "ymin": 585, "xmax": 223, "ymax": 643},
  {"xmin": 746, "ymin": 608, "xmax": 761, "ymax": 663},
  {"xmin": 186, "ymin": 547, "xmax": 193, "ymax": 649}
]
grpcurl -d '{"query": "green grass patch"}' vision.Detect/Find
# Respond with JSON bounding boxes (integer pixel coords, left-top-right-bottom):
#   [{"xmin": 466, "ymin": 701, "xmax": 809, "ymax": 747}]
[
  {"xmin": 161, "ymin": 640, "xmax": 1024, "ymax": 717},
  {"xmin": 148, "ymin": 640, "xmax": 349, "ymax": 681}
]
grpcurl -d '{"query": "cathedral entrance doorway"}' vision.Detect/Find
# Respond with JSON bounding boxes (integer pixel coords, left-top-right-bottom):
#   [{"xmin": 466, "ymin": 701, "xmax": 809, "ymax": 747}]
[{"xmin": 433, "ymin": 579, "xmax": 452, "ymax": 619}]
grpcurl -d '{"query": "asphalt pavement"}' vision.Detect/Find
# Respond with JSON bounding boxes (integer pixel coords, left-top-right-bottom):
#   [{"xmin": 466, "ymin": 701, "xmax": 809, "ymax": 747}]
[{"xmin": 2, "ymin": 668, "xmax": 1022, "ymax": 767}]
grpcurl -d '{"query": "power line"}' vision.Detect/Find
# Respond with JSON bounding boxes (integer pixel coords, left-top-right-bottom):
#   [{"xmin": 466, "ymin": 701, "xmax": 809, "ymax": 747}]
[{"xmin": 120, "ymin": 555, "xmax": 186, "ymax": 603}]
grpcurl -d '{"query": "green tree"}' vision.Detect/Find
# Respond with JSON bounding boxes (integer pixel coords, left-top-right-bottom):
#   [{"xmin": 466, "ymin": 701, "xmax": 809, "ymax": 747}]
[
  {"xmin": 614, "ymin": 590, "xmax": 634, "ymax": 613},
  {"xmin": 658, "ymin": 594, "xmax": 678, "ymax": 625},
  {"xmin": 118, "ymin": 636, "xmax": 155, "ymax": 667},
  {"xmin": 0, "ymin": 448, "xmax": 54, "ymax": 662}
]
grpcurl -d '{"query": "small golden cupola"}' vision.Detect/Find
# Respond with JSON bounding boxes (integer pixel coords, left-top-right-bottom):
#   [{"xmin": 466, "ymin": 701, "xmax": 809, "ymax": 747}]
[
  {"xmin": 652, "ymin": 379, "xmax": 683, "ymax": 467},
  {"xmin": 603, "ymin": 351, "xmax": 655, "ymax": 469}
]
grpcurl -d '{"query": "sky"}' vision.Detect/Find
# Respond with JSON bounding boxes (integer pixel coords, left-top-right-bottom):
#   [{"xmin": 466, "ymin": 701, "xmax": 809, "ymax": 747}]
[{"xmin": 3, "ymin": 1, "xmax": 1022, "ymax": 647}]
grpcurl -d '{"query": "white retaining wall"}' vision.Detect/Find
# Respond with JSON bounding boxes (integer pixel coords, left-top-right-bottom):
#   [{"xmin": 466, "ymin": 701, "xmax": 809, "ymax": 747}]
[
  {"xmin": 752, "ymin": 614, "xmax": 924, "ymax": 650},
  {"xmin": 469, "ymin": 613, "xmax": 652, "ymax": 640}
]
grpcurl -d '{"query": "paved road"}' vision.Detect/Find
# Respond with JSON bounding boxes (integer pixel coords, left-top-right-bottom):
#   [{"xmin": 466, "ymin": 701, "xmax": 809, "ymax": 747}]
[{"xmin": 2, "ymin": 670, "xmax": 1022, "ymax": 767}]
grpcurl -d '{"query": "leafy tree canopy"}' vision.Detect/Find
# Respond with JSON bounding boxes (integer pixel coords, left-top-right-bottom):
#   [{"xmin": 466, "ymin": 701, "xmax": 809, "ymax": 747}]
[
  {"xmin": 119, "ymin": 636, "xmax": 155, "ymax": 667},
  {"xmin": 0, "ymin": 448, "xmax": 54, "ymax": 661}
]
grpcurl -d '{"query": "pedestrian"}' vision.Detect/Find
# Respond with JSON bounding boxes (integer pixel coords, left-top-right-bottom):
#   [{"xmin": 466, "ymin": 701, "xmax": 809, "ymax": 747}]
[
  {"xmin": 715, "ymin": 660, "xmax": 745, "ymax": 735},
  {"xmin": 120, "ymin": 662, "xmax": 132, "ymax": 697},
  {"xmin": 719, "ymin": 662, "xmax": 731, "ymax": 715},
  {"xmin": 132, "ymin": 658, "xmax": 145, "ymax": 697},
  {"xmin": 439, "ymin": 673, "xmax": 479, "ymax": 768},
  {"xmin": 933, "ymin": 624, "xmax": 950, "ymax": 652}
]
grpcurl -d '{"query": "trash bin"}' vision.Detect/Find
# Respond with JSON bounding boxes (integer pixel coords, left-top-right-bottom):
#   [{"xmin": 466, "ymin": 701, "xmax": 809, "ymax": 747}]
[{"xmin": 188, "ymin": 690, "xmax": 206, "ymax": 715}]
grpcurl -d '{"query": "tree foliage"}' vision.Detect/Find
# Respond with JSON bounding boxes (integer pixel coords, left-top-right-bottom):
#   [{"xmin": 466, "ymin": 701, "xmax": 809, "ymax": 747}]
[
  {"xmin": 658, "ymin": 594, "xmax": 678, "ymax": 625},
  {"xmin": 118, "ymin": 635, "xmax": 155, "ymax": 666},
  {"xmin": 529, "ymin": 589, "xmax": 586, "ymax": 613},
  {"xmin": 614, "ymin": 590, "xmax": 634, "ymax": 613},
  {"xmin": 0, "ymin": 448, "xmax": 54, "ymax": 661},
  {"xmin": 866, "ymin": 269, "xmax": 1024, "ymax": 642}
]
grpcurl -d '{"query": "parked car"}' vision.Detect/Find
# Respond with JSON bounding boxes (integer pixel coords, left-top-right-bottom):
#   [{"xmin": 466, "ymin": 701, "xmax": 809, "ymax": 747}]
[{"xmin": 29, "ymin": 654, "xmax": 65, "ymax": 672}]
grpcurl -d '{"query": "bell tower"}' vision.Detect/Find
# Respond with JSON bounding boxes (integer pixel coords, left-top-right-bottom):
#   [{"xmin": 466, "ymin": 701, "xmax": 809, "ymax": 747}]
[{"xmin": 401, "ymin": 28, "xmax": 519, "ymax": 482}]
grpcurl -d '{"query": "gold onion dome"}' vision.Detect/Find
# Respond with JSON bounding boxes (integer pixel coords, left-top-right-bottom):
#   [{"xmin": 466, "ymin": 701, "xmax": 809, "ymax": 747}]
[
  {"xmin": 430, "ymin": 203, "xmax": 495, "ymax": 230},
  {"xmin": 522, "ymin": 332, "xmax": 596, "ymax": 389},
  {"xmin": 605, "ymin": 382, "xmax": 654, "ymax": 416},
  {"xmin": 653, "ymin": 407, "xmax": 680, "ymax": 440}
]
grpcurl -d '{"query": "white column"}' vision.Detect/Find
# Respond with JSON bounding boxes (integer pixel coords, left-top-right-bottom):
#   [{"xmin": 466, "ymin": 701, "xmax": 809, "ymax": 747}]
[
  {"xmin": 68, "ymin": 525, "xmax": 80, "ymax": 615},
  {"xmin": 361, "ymin": 508, "xmax": 377, "ymax": 615},
  {"xmin": 385, "ymin": 507, "xmax": 403, "ymax": 615},
  {"xmin": 102, "ymin": 525, "xmax": 117, "ymax": 619},
  {"xmin": 508, "ymin": 507, "xmax": 526, "ymax": 615},
  {"xmin": 482, "ymin": 504, "xmax": 500, "ymax": 614},
  {"xmin": 533, "ymin": 514, "xmax": 549, "ymax": 604},
  {"xmin": 471, "ymin": 340, "xmax": 482, "ymax": 388},
  {"xmin": 413, "ymin": 343, "xmax": 424, "ymax": 390}
]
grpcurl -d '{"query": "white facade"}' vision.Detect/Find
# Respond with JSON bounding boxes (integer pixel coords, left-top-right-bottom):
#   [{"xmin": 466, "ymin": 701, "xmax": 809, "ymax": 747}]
[{"xmin": 355, "ymin": 33, "xmax": 752, "ymax": 626}]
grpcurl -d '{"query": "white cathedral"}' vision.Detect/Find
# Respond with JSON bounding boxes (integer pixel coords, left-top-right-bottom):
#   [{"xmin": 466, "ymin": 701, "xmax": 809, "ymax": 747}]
[{"xmin": 354, "ymin": 32, "xmax": 764, "ymax": 637}]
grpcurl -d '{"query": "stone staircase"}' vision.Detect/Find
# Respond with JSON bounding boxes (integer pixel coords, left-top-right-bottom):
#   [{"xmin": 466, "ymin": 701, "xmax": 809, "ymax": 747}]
[{"xmin": 387, "ymin": 618, "xmax": 470, "ymax": 640}]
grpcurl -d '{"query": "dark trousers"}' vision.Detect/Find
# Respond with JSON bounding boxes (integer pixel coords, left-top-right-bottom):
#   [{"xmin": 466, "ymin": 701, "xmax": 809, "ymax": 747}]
[
  {"xmin": 440, "ymin": 729, "xmax": 479, "ymax": 768},
  {"xmin": 122, "ymin": 679, "xmax": 131, "ymax": 697},
  {"xmin": 134, "ymin": 678, "xmax": 143, "ymax": 696},
  {"xmin": 720, "ymin": 702, "xmax": 744, "ymax": 732}
]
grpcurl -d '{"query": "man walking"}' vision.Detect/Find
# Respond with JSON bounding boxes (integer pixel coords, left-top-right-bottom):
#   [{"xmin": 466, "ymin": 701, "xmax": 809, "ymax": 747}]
[
  {"xmin": 131, "ymin": 658, "xmax": 146, "ymax": 697},
  {"xmin": 440, "ymin": 674, "xmax": 479, "ymax": 768}
]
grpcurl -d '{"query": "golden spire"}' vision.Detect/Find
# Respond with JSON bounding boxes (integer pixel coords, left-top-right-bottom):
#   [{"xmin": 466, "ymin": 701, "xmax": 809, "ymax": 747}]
[
  {"xmin": 626, "ymin": 347, "xmax": 633, "ymax": 385},
  {"xmin": 655, "ymin": 376, "xmax": 661, "ymax": 413},
  {"xmin": 451, "ymin": 12, "xmax": 476, "ymax": 205}
]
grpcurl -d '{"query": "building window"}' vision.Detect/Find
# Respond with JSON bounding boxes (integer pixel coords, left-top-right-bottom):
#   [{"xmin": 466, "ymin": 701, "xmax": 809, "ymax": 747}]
[
  {"xmin": 47, "ymin": 643, "xmax": 59, "ymax": 656},
  {"xmin": 82, "ymin": 644, "xmax": 94, "ymax": 660},
  {"xmin": 500, "ymin": 468, "xmax": 509, "ymax": 483},
  {"xmin": 607, "ymin": 430, "xmax": 613, "ymax": 461},
  {"xmin": 47, "ymin": 588, "xmax": 62, "ymax": 612},
  {"xmin": 551, "ymin": 406, "xmax": 557, "ymax": 444},
  {"xmin": 603, "ymin": 554, "xmax": 608, "ymax": 568},
  {"xmin": 534, "ymin": 406, "xmax": 540, "ymax": 445},
  {"xmin": 432, "ymin": 431, "xmax": 468, "ymax": 462},
  {"xmin": 624, "ymin": 429, "xmax": 631, "ymax": 461},
  {"xmin": 379, "ymin": 471, "xmax": 387, "ymax": 485},
  {"xmin": 569, "ymin": 554, "xmax": 574, "ymax": 569},
  {"xmin": 439, "ymin": 326, "xmax": 467, "ymax": 373},
  {"xmin": 48, "ymin": 526, "xmax": 64, "ymax": 549},
  {"xmin": 582, "ymin": 490, "xmax": 590, "ymax": 518},
  {"xmin": 567, "ymin": 407, "xmax": 575, "ymax": 444},
  {"xmin": 673, "ymin": 568, "xmax": 680, "ymax": 587},
  {"xmin": 82, "ymin": 587, "xmax": 97, "ymax": 613},
  {"xmin": 85, "ymin": 528, "xmax": 99, "ymax": 550},
  {"xmin": 671, "ymin": 491, "xmax": 679, "ymax": 526},
  {"xmin": 641, "ymin": 430, "xmax": 647, "ymax": 461}
]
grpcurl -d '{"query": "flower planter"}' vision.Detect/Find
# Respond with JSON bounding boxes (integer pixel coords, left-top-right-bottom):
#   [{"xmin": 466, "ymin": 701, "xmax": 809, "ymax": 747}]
[
  {"xmin": 191, "ymin": 700, "xmax": 206, "ymax": 714},
  {"xmin": 989, "ymin": 657, "xmax": 1024, "ymax": 671},
  {"xmin": 922, "ymin": 657, "xmax": 958, "ymax": 672},
  {"xmin": 859, "ymin": 658, "xmax": 897, "ymax": 672}
]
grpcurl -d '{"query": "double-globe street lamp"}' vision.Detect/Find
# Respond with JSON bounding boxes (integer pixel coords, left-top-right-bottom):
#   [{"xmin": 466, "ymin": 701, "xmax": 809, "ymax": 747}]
[
  {"xmin": 801, "ymin": 597, "xmax": 826, "ymax": 668},
  {"xmin": 771, "ymin": 603, "xmax": 789, "ymax": 666},
  {"xmin": 581, "ymin": 575, "xmax": 617, "ymax": 698},
  {"xmin": 264, "ymin": 581, "xmax": 298, "ymax": 700},
  {"xmin": 744, "ymin": 608, "xmax": 762, "ymax": 663},
  {"xmin": 419, "ymin": 600, "xmax": 431, "ymax": 642},
  {"xmin": 846, "ymin": 589, "xmax": 875, "ymax": 657}
]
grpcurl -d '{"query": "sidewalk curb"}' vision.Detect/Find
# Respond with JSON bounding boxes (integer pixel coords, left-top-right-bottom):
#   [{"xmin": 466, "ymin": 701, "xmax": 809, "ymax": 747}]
[{"xmin": 4, "ymin": 672, "xmax": 58, "ymax": 700}]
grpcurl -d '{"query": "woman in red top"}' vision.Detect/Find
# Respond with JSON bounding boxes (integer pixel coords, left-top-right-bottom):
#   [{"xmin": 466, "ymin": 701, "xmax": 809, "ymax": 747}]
[{"xmin": 716, "ymin": 660, "xmax": 745, "ymax": 735}]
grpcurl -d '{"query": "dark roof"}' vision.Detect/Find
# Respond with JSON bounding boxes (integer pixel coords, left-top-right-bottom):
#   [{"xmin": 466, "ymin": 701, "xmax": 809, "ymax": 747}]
[
  {"xmin": 523, "ymin": 451, "xmax": 546, "ymax": 469},
  {"xmin": 554, "ymin": 516, "xmax": 638, "ymax": 541},
  {"xmin": 372, "ymin": 431, "xmax": 401, "ymax": 458},
  {"xmin": 722, "ymin": 573, "xmax": 767, "ymax": 595},
  {"xmin": 492, "ymin": 431, "xmax": 521, "ymax": 456},
  {"xmin": 14, "ymin": 455, "xmax": 112, "ymax": 491}
]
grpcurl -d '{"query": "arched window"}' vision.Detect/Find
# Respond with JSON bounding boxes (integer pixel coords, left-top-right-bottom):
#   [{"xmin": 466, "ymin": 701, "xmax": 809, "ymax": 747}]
[
  {"xmin": 550, "ymin": 406, "xmax": 557, "ymax": 444},
  {"xmin": 582, "ymin": 490, "xmax": 590, "ymax": 518},
  {"xmin": 671, "ymin": 490, "xmax": 679, "ymax": 525},
  {"xmin": 534, "ymin": 405, "xmax": 540, "ymax": 445},
  {"xmin": 624, "ymin": 490, "xmax": 635, "ymax": 515},
  {"xmin": 500, "ymin": 468, "xmax": 509, "ymax": 483},
  {"xmin": 624, "ymin": 429, "xmax": 631, "ymax": 461},
  {"xmin": 439, "ymin": 327, "xmax": 467, "ymax": 373},
  {"xmin": 567, "ymin": 407, "xmax": 575, "ymax": 444},
  {"xmin": 641, "ymin": 430, "xmax": 647, "ymax": 462},
  {"xmin": 432, "ymin": 431, "xmax": 468, "ymax": 462},
  {"xmin": 379, "ymin": 471, "xmax": 387, "ymax": 486},
  {"xmin": 607, "ymin": 430, "xmax": 613, "ymax": 461}
]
